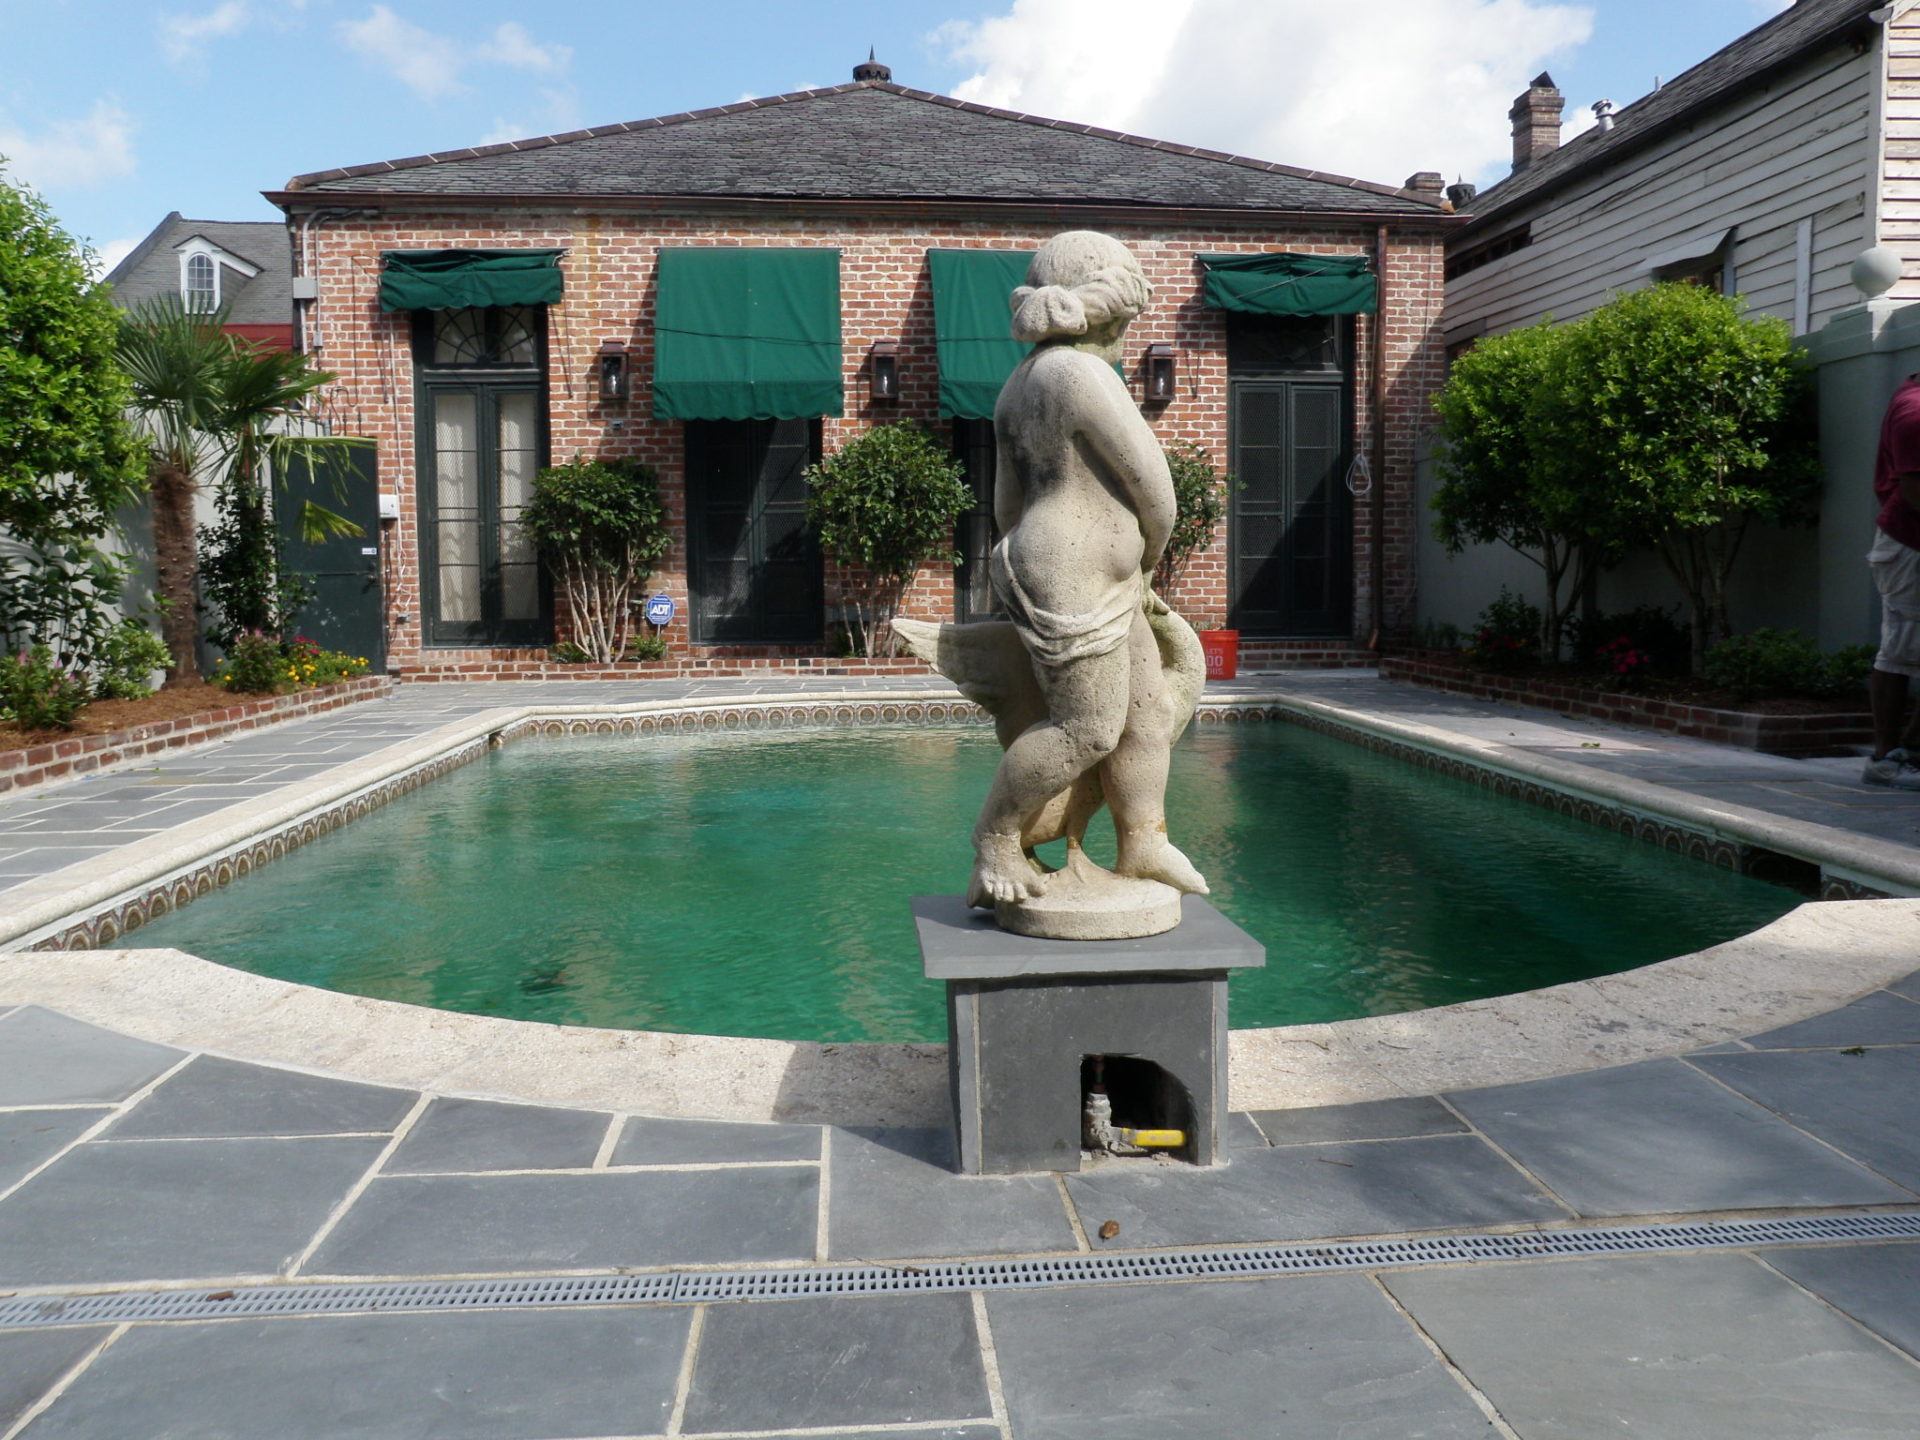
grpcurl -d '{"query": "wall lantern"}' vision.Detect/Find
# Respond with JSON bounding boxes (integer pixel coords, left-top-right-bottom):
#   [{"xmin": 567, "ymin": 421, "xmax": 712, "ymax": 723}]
[
  {"xmin": 597, "ymin": 341, "xmax": 630, "ymax": 404},
  {"xmin": 869, "ymin": 340, "xmax": 901, "ymax": 402},
  {"xmin": 1143, "ymin": 344, "xmax": 1177, "ymax": 402}
]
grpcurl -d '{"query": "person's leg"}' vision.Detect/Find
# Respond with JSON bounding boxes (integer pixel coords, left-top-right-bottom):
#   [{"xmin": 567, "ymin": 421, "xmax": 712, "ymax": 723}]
[
  {"xmin": 1103, "ymin": 609, "xmax": 1208, "ymax": 893},
  {"xmin": 969, "ymin": 645, "xmax": 1128, "ymax": 906},
  {"xmin": 1871, "ymin": 667, "xmax": 1912, "ymax": 761}
]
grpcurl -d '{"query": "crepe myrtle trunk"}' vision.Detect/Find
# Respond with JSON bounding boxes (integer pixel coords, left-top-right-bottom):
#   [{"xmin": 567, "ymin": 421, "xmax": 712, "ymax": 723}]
[{"xmin": 149, "ymin": 463, "xmax": 201, "ymax": 686}]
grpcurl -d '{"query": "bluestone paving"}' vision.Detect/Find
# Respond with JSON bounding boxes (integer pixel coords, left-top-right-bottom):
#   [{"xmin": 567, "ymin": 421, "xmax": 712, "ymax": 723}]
[
  {"xmin": 1687, "ymin": 1046, "xmax": 1920, "ymax": 1190},
  {"xmin": 0, "ymin": 1136, "xmax": 387, "ymax": 1284},
  {"xmin": 987, "ymin": 1276, "xmax": 1496, "ymax": 1440},
  {"xmin": 385, "ymin": 1096, "xmax": 610, "ymax": 1173},
  {"xmin": 0, "ymin": 1110, "xmax": 108, "ymax": 1192},
  {"xmin": 1224, "ymin": 1108, "xmax": 1267, "ymax": 1147},
  {"xmin": 1248, "ymin": 1094, "xmax": 1469, "ymax": 1146},
  {"xmin": 0, "ymin": 1328, "xmax": 111, "ymax": 1434},
  {"xmin": 680, "ymin": 1292, "xmax": 990, "ymax": 1435},
  {"xmin": 1760, "ymin": 1242, "xmax": 1920, "ymax": 1360},
  {"xmin": 825, "ymin": 1126, "xmax": 1078, "ymax": 1261},
  {"xmin": 1383, "ymin": 1254, "xmax": 1920, "ymax": 1439},
  {"xmin": 0, "ymin": 1009, "xmax": 182, "ymax": 1106},
  {"xmin": 613, "ymin": 1113, "xmax": 821, "ymax": 1165},
  {"xmin": 1062, "ymin": 1134, "xmax": 1566, "ymax": 1248},
  {"xmin": 304, "ymin": 1166, "xmax": 819, "ymax": 1275},
  {"xmin": 1443, "ymin": 1057, "xmax": 1915, "ymax": 1214},
  {"xmin": 1740, "ymin": 988, "xmax": 1920, "ymax": 1049},
  {"xmin": 1891, "ymin": 970, "xmax": 1920, "ymax": 1000},
  {"xmin": 21, "ymin": 1309, "xmax": 693, "ymax": 1440},
  {"xmin": 100, "ymin": 1055, "xmax": 417, "ymax": 1139}
]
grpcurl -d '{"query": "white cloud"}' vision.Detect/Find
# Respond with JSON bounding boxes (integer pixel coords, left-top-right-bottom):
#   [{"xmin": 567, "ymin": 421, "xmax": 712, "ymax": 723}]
[
  {"xmin": 936, "ymin": 0, "xmax": 1594, "ymax": 189},
  {"xmin": 479, "ymin": 86, "xmax": 586, "ymax": 146},
  {"xmin": 159, "ymin": 1, "xmax": 252, "ymax": 67},
  {"xmin": 89, "ymin": 235, "xmax": 144, "ymax": 281},
  {"xmin": 338, "ymin": 7, "xmax": 573, "ymax": 103},
  {"xmin": 339, "ymin": 5, "xmax": 466, "ymax": 101},
  {"xmin": 0, "ymin": 100, "xmax": 137, "ymax": 191}
]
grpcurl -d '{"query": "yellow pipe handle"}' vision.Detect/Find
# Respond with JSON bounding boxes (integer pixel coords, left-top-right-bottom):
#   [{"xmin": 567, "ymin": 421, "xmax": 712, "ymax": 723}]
[{"xmin": 1117, "ymin": 1128, "xmax": 1186, "ymax": 1148}]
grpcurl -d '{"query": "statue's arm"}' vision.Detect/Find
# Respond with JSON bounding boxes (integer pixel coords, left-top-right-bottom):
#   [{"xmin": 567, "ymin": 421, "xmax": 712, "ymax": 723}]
[
  {"xmin": 1074, "ymin": 373, "xmax": 1175, "ymax": 572},
  {"xmin": 992, "ymin": 429, "xmax": 1023, "ymax": 533}
]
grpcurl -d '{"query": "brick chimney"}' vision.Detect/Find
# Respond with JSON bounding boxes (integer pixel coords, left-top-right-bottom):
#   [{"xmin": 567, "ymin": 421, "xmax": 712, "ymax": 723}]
[{"xmin": 1509, "ymin": 72, "xmax": 1563, "ymax": 174}]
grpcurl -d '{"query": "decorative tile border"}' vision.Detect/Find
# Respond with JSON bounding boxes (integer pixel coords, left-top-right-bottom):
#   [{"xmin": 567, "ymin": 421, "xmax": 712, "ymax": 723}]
[{"xmin": 26, "ymin": 693, "xmax": 1878, "ymax": 956}]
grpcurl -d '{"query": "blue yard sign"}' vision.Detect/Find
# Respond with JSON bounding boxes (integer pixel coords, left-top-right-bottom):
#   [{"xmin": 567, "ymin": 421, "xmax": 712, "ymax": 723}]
[{"xmin": 643, "ymin": 593, "xmax": 677, "ymax": 627}]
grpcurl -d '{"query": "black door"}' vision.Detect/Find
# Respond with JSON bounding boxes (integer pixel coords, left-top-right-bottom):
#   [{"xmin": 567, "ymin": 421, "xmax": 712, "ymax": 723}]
[
  {"xmin": 418, "ymin": 384, "xmax": 548, "ymax": 647},
  {"xmin": 952, "ymin": 418, "xmax": 999, "ymax": 622},
  {"xmin": 277, "ymin": 445, "xmax": 386, "ymax": 672},
  {"xmin": 1228, "ymin": 380, "xmax": 1350, "ymax": 635},
  {"xmin": 686, "ymin": 419, "xmax": 822, "ymax": 643}
]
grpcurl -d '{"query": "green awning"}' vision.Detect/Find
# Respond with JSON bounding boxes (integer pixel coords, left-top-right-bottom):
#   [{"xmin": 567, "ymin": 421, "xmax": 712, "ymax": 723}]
[
  {"xmin": 652, "ymin": 248, "xmax": 843, "ymax": 420},
  {"xmin": 378, "ymin": 249, "xmax": 564, "ymax": 311},
  {"xmin": 928, "ymin": 249, "xmax": 1033, "ymax": 419},
  {"xmin": 1199, "ymin": 253, "xmax": 1376, "ymax": 316}
]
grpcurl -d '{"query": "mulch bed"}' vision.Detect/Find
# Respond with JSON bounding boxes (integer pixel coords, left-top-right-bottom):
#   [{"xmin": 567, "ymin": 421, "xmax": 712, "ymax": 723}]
[{"xmin": 0, "ymin": 684, "xmax": 243, "ymax": 755}]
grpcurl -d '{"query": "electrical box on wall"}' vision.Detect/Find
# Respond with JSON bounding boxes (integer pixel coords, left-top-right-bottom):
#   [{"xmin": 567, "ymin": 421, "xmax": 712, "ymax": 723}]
[{"xmin": 377, "ymin": 493, "xmax": 401, "ymax": 521}]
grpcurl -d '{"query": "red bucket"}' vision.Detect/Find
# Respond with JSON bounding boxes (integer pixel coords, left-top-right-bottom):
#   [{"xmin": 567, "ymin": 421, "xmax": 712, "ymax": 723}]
[{"xmin": 1199, "ymin": 629, "xmax": 1239, "ymax": 681}]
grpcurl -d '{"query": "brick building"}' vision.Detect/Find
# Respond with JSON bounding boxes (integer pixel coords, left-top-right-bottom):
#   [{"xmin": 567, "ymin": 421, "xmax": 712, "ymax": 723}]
[{"xmin": 269, "ymin": 62, "xmax": 1451, "ymax": 677}]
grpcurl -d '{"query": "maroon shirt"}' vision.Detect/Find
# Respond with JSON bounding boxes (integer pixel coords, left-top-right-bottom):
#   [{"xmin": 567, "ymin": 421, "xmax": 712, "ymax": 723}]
[{"xmin": 1876, "ymin": 374, "xmax": 1920, "ymax": 550}]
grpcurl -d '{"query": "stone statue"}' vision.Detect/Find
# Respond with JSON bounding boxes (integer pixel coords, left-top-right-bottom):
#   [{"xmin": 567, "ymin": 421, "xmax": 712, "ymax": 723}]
[{"xmin": 895, "ymin": 230, "xmax": 1209, "ymax": 940}]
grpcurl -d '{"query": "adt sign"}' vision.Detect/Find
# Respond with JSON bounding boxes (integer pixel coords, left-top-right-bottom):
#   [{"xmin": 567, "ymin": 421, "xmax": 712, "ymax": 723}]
[{"xmin": 642, "ymin": 593, "xmax": 676, "ymax": 627}]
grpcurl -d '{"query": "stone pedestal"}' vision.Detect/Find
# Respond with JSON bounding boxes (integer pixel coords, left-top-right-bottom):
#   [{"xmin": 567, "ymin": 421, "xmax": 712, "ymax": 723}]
[{"xmin": 912, "ymin": 894, "xmax": 1265, "ymax": 1175}]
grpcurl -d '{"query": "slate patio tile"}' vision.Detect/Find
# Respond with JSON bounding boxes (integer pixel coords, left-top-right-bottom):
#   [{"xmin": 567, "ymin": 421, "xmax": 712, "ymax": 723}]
[
  {"xmin": 0, "ymin": 1136, "xmax": 386, "ymax": 1284},
  {"xmin": 1687, "ymin": 1046, "xmax": 1920, "ymax": 1191},
  {"xmin": 1225, "ymin": 1110, "xmax": 1268, "ymax": 1148},
  {"xmin": 613, "ymin": 1114, "xmax": 821, "ymax": 1165},
  {"xmin": 22, "ymin": 1309, "xmax": 692, "ymax": 1440},
  {"xmin": 1741, "ymin": 989, "xmax": 1920, "ymax": 1050},
  {"xmin": 306, "ymin": 1166, "xmax": 818, "ymax": 1275},
  {"xmin": 0, "ymin": 1109, "xmax": 110, "ymax": 1192},
  {"xmin": 384, "ymin": 1097, "xmax": 609, "ymax": 1174},
  {"xmin": 987, "ymin": 1275, "xmax": 1494, "ymax": 1440},
  {"xmin": 0, "ymin": 1009, "xmax": 183, "ymax": 1107},
  {"xmin": 1247, "ymin": 1095, "xmax": 1468, "ymax": 1147},
  {"xmin": 0, "ymin": 1328, "xmax": 113, "ymax": 1434},
  {"xmin": 733, "ymin": 1430, "xmax": 999, "ymax": 1440},
  {"xmin": 1383, "ymin": 1253, "xmax": 1920, "ymax": 1439},
  {"xmin": 1444, "ymin": 1057, "xmax": 1912, "ymax": 1215},
  {"xmin": 1761, "ymin": 1242, "xmax": 1920, "ymax": 1361},
  {"xmin": 1890, "ymin": 969, "xmax": 1920, "ymax": 1001},
  {"xmin": 1062, "ymin": 1133, "xmax": 1564, "ymax": 1248},
  {"xmin": 825, "ymin": 1128, "xmax": 1077, "ymax": 1261},
  {"xmin": 100, "ymin": 1056, "xmax": 417, "ymax": 1139},
  {"xmin": 680, "ymin": 1293, "xmax": 990, "ymax": 1435}
]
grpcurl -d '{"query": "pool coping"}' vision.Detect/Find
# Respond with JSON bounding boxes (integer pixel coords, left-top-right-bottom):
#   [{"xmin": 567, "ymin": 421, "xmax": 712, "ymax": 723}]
[{"xmin": 0, "ymin": 687, "xmax": 1916, "ymax": 1125}]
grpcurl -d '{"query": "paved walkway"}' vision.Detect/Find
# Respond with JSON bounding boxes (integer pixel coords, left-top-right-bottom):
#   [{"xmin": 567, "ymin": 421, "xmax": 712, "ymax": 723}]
[{"xmin": 0, "ymin": 673, "xmax": 1917, "ymax": 1437}]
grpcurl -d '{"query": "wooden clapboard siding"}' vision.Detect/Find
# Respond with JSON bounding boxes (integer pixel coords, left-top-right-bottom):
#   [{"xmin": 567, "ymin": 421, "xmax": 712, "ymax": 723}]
[
  {"xmin": 1448, "ymin": 38, "xmax": 1875, "ymax": 338},
  {"xmin": 1878, "ymin": 4, "xmax": 1920, "ymax": 295}
]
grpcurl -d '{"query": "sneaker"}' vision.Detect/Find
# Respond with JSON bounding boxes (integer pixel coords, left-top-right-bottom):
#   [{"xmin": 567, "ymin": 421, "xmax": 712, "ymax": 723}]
[{"xmin": 1863, "ymin": 747, "xmax": 1920, "ymax": 790}]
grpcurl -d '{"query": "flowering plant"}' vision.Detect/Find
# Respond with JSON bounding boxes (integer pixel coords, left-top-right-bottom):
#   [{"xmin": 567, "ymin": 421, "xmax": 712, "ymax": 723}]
[{"xmin": 1596, "ymin": 634, "xmax": 1654, "ymax": 681}]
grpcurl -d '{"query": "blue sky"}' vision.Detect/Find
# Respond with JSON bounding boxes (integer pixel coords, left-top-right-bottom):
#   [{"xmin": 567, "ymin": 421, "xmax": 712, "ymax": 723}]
[{"xmin": 1, "ymin": 0, "xmax": 1793, "ymax": 272}]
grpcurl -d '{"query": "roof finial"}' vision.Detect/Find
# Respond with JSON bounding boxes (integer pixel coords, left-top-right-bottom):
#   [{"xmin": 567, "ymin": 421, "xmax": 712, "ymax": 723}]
[{"xmin": 853, "ymin": 49, "xmax": 892, "ymax": 83}]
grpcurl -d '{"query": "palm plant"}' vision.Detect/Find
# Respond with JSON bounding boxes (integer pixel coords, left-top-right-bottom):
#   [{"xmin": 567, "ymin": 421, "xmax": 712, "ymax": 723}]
[{"xmin": 117, "ymin": 298, "xmax": 362, "ymax": 684}]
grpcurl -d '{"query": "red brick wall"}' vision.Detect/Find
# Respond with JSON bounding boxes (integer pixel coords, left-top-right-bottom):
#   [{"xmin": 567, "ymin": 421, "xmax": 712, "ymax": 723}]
[{"xmin": 300, "ymin": 210, "xmax": 1445, "ymax": 674}]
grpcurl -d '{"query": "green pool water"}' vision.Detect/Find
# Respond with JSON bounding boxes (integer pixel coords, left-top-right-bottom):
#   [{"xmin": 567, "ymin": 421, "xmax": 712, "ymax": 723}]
[{"xmin": 119, "ymin": 724, "xmax": 1799, "ymax": 1042}]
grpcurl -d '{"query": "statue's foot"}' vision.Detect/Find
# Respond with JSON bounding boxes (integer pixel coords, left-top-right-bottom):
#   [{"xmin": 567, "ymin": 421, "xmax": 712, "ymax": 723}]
[
  {"xmin": 1117, "ymin": 835, "xmax": 1210, "ymax": 896},
  {"xmin": 968, "ymin": 835, "xmax": 1050, "ymax": 908}
]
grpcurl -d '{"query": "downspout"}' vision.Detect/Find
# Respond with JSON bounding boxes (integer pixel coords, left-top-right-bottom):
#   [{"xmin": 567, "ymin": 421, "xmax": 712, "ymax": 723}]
[
  {"xmin": 1368, "ymin": 223, "xmax": 1389, "ymax": 652},
  {"xmin": 294, "ymin": 207, "xmax": 362, "ymax": 355}
]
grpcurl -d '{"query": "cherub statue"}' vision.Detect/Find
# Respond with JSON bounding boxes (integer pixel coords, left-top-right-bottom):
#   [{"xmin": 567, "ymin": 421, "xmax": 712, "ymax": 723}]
[{"xmin": 895, "ymin": 231, "xmax": 1209, "ymax": 938}]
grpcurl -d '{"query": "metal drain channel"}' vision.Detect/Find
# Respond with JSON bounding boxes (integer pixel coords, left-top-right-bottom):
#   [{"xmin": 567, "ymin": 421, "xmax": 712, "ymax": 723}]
[{"xmin": 6, "ymin": 1211, "xmax": 1919, "ymax": 1330}]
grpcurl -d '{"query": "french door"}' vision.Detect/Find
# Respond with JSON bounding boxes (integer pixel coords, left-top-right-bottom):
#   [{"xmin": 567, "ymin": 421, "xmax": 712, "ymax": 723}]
[
  {"xmin": 1228, "ymin": 380, "xmax": 1351, "ymax": 635},
  {"xmin": 685, "ymin": 418, "xmax": 822, "ymax": 643},
  {"xmin": 420, "ymin": 384, "xmax": 548, "ymax": 646}
]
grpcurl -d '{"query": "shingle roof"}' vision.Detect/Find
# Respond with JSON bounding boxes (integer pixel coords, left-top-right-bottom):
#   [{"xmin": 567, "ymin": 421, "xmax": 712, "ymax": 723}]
[
  {"xmin": 1457, "ymin": 0, "xmax": 1882, "ymax": 235},
  {"xmin": 104, "ymin": 213, "xmax": 293, "ymax": 327},
  {"xmin": 281, "ymin": 82, "xmax": 1442, "ymax": 218}
]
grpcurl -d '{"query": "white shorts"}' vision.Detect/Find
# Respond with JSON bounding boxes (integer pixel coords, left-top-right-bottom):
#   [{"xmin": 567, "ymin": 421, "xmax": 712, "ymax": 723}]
[{"xmin": 1870, "ymin": 530, "xmax": 1920, "ymax": 678}]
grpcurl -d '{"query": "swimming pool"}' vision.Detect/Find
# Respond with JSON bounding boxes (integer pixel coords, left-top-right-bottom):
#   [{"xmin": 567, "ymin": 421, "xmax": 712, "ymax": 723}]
[{"xmin": 116, "ymin": 722, "xmax": 1798, "ymax": 1042}]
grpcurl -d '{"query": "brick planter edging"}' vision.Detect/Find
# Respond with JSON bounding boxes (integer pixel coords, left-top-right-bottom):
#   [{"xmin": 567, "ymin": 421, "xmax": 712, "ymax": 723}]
[
  {"xmin": 1381, "ymin": 655, "xmax": 1869, "ymax": 757},
  {"xmin": 0, "ymin": 676, "xmax": 394, "ymax": 796}
]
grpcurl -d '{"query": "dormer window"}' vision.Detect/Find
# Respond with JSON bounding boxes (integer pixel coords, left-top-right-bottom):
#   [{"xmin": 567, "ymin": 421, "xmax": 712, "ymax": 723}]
[{"xmin": 184, "ymin": 253, "xmax": 217, "ymax": 312}]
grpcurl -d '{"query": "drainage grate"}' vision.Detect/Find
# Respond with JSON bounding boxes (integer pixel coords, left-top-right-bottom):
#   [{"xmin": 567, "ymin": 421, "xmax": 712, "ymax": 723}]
[{"xmin": 4, "ymin": 1211, "xmax": 1918, "ymax": 1330}]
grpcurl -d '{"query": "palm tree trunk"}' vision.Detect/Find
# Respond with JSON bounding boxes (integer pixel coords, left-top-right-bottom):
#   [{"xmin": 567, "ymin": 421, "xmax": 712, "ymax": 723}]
[{"xmin": 150, "ymin": 464, "xmax": 201, "ymax": 686}]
